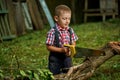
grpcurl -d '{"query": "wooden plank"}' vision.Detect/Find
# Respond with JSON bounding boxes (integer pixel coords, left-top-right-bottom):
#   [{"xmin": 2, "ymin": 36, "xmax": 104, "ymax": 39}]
[
  {"xmin": 118, "ymin": 0, "xmax": 120, "ymax": 17},
  {"xmin": 21, "ymin": 3, "xmax": 33, "ymax": 30},
  {"xmin": 2, "ymin": 0, "xmax": 7, "ymax": 9},
  {"xmin": 1, "ymin": 0, "xmax": 11, "ymax": 35},
  {"xmin": 27, "ymin": 0, "xmax": 44, "ymax": 30},
  {"xmin": 0, "ymin": 16, "xmax": 4, "ymax": 36},
  {"xmin": 0, "ymin": 10, "xmax": 8, "ymax": 14},
  {"xmin": 5, "ymin": 0, "xmax": 17, "ymax": 36},
  {"xmin": 84, "ymin": 12, "xmax": 118, "ymax": 23},
  {"xmin": 83, "ymin": 9, "xmax": 118, "ymax": 13},
  {"xmin": 85, "ymin": 13, "xmax": 118, "ymax": 16},
  {"xmin": 0, "ymin": 34, "xmax": 3, "ymax": 42},
  {"xmin": 0, "ymin": 0, "xmax": 1, "ymax": 9},
  {"xmin": 83, "ymin": 9, "xmax": 101, "ymax": 12},
  {"xmin": 0, "ymin": 0, "xmax": 6, "ymax": 38},
  {"xmin": 0, "ymin": 0, "xmax": 4, "ymax": 10},
  {"xmin": 71, "ymin": 0, "xmax": 76, "ymax": 24},
  {"xmin": 84, "ymin": 0, "xmax": 88, "ymax": 10},
  {"xmin": 39, "ymin": 0, "xmax": 54, "ymax": 28},
  {"xmin": 26, "ymin": 0, "xmax": 38, "ymax": 30},
  {"xmin": 13, "ymin": 1, "xmax": 26, "ymax": 35},
  {"xmin": 0, "ymin": 15, "xmax": 7, "ymax": 36},
  {"xmin": 4, "ymin": 14, "xmax": 11, "ymax": 35}
]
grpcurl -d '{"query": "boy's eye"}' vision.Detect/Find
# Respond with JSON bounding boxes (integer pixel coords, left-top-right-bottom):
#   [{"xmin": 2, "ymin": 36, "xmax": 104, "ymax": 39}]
[
  {"xmin": 62, "ymin": 18, "xmax": 66, "ymax": 20},
  {"xmin": 62, "ymin": 17, "xmax": 71, "ymax": 20},
  {"xmin": 63, "ymin": 18, "xmax": 66, "ymax": 20}
]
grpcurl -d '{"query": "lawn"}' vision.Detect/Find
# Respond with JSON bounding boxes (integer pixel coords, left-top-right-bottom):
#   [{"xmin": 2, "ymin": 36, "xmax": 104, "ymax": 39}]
[{"xmin": 0, "ymin": 19, "xmax": 120, "ymax": 79}]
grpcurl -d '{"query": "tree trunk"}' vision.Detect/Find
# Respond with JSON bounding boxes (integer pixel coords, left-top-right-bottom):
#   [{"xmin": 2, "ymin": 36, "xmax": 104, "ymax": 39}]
[{"xmin": 54, "ymin": 42, "xmax": 120, "ymax": 80}]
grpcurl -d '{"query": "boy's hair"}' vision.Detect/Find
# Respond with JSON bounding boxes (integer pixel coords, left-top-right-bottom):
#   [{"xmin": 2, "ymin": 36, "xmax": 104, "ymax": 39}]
[{"xmin": 55, "ymin": 5, "xmax": 71, "ymax": 16}]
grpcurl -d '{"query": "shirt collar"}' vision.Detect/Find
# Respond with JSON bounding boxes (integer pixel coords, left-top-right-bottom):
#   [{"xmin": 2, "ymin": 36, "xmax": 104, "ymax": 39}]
[{"xmin": 56, "ymin": 23, "xmax": 69, "ymax": 31}]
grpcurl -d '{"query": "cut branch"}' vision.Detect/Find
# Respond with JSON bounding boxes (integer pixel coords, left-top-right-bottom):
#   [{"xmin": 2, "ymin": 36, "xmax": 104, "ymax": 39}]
[{"xmin": 54, "ymin": 42, "xmax": 120, "ymax": 80}]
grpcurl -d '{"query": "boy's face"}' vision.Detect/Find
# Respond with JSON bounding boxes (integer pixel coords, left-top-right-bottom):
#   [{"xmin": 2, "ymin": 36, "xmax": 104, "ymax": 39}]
[{"xmin": 54, "ymin": 12, "xmax": 71, "ymax": 28}]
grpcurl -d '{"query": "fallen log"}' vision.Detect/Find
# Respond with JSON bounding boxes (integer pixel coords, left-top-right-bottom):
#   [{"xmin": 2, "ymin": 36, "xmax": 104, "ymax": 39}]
[{"xmin": 54, "ymin": 42, "xmax": 120, "ymax": 80}]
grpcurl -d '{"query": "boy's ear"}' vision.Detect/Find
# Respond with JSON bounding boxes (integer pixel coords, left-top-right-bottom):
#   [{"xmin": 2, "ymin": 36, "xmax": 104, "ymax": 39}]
[{"xmin": 54, "ymin": 16, "xmax": 58, "ymax": 22}]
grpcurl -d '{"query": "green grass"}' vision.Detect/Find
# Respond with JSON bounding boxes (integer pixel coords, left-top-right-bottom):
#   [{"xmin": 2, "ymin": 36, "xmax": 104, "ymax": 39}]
[{"xmin": 0, "ymin": 19, "xmax": 120, "ymax": 79}]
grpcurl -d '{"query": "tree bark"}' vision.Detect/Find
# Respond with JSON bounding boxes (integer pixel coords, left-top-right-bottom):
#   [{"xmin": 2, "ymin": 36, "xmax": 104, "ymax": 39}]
[{"xmin": 54, "ymin": 42, "xmax": 120, "ymax": 80}]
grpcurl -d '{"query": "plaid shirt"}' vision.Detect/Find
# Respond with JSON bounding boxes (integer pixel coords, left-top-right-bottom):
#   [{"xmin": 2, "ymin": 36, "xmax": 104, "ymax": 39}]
[{"xmin": 46, "ymin": 24, "xmax": 78, "ymax": 47}]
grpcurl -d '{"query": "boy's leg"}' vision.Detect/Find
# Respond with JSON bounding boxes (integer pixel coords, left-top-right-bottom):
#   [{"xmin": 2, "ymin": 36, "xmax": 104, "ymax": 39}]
[
  {"xmin": 48, "ymin": 55, "xmax": 62, "ymax": 75},
  {"xmin": 64, "ymin": 56, "xmax": 72, "ymax": 67},
  {"xmin": 62, "ymin": 57, "xmax": 72, "ymax": 73}
]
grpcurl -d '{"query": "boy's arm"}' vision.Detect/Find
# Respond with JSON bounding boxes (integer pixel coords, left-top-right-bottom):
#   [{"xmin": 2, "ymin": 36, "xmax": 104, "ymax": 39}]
[
  {"xmin": 46, "ymin": 45, "xmax": 69, "ymax": 53},
  {"xmin": 46, "ymin": 42, "xmax": 76, "ymax": 55}
]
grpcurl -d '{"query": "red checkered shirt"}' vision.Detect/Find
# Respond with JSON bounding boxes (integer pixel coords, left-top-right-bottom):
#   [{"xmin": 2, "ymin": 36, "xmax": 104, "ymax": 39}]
[{"xmin": 46, "ymin": 24, "xmax": 78, "ymax": 47}]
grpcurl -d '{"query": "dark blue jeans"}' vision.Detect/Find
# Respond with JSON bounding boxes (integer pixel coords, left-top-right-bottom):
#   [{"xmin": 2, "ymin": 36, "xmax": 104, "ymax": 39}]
[{"xmin": 48, "ymin": 52, "xmax": 72, "ymax": 75}]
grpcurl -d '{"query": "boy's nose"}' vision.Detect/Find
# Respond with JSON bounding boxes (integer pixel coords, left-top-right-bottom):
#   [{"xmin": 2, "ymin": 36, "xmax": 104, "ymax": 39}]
[{"xmin": 66, "ymin": 19, "xmax": 70, "ymax": 23}]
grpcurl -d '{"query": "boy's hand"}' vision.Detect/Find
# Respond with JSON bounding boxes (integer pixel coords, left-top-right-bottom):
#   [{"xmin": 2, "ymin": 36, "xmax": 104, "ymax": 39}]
[
  {"xmin": 63, "ymin": 44, "xmax": 76, "ymax": 57},
  {"xmin": 63, "ymin": 47, "xmax": 71, "ymax": 56}
]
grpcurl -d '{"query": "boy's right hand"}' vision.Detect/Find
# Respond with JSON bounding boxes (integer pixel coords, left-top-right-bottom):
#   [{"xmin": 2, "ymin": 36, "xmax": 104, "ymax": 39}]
[{"xmin": 63, "ymin": 47, "xmax": 71, "ymax": 56}]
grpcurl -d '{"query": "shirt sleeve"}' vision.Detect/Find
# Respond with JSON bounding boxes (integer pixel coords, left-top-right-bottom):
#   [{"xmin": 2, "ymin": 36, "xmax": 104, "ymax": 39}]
[
  {"xmin": 46, "ymin": 29, "xmax": 55, "ymax": 46},
  {"xmin": 70, "ymin": 28, "xmax": 78, "ymax": 42}
]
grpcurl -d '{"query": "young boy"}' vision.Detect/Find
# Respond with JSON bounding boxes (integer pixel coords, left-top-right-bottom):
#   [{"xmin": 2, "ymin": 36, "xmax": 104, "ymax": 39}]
[{"xmin": 46, "ymin": 5, "xmax": 78, "ymax": 75}]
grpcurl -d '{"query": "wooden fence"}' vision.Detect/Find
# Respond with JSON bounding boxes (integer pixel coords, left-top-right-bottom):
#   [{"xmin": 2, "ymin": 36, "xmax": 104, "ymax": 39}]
[
  {"xmin": 0, "ymin": 0, "xmax": 16, "ymax": 41},
  {"xmin": 0, "ymin": 0, "xmax": 48, "ymax": 42}
]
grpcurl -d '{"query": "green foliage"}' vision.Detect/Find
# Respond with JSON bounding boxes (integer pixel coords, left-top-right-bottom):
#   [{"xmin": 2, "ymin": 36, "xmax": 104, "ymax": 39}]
[
  {"xmin": 19, "ymin": 69, "xmax": 54, "ymax": 80},
  {"xmin": 0, "ymin": 70, "xmax": 4, "ymax": 78},
  {"xmin": 0, "ymin": 19, "xmax": 120, "ymax": 79}
]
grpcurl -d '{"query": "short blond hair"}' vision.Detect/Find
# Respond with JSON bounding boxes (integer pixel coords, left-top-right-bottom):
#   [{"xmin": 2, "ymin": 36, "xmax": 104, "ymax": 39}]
[{"xmin": 55, "ymin": 5, "xmax": 71, "ymax": 16}]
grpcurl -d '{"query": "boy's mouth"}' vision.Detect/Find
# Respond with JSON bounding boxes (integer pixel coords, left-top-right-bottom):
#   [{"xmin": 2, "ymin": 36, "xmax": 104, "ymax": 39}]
[{"xmin": 65, "ymin": 24, "xmax": 68, "ymax": 26}]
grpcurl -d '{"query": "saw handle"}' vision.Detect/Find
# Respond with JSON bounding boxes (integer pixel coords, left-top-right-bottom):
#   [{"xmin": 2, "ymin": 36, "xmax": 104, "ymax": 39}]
[{"xmin": 64, "ymin": 44, "xmax": 76, "ymax": 57}]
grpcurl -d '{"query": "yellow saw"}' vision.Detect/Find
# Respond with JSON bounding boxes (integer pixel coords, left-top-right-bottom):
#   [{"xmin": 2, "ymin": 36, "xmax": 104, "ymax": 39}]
[{"xmin": 64, "ymin": 44, "xmax": 105, "ymax": 58}]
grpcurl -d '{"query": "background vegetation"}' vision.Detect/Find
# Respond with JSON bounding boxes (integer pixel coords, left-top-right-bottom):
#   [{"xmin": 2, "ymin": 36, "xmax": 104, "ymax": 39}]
[{"xmin": 0, "ymin": 19, "xmax": 120, "ymax": 79}]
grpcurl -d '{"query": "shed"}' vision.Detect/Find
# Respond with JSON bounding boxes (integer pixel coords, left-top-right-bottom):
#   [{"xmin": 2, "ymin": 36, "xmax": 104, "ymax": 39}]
[
  {"xmin": 83, "ymin": 0, "xmax": 118, "ymax": 22},
  {"xmin": 0, "ymin": 0, "xmax": 48, "ymax": 41}
]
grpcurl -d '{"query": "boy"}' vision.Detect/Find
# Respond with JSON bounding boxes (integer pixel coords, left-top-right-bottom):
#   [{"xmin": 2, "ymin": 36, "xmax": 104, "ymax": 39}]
[{"xmin": 46, "ymin": 5, "xmax": 78, "ymax": 75}]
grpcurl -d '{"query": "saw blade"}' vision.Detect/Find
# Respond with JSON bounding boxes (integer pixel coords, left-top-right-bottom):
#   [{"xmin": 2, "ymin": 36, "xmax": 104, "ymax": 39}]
[{"xmin": 74, "ymin": 47, "xmax": 105, "ymax": 58}]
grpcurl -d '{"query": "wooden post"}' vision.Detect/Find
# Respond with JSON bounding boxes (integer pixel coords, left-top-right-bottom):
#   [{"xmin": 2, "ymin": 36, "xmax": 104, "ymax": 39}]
[
  {"xmin": 84, "ymin": 0, "xmax": 88, "ymax": 10},
  {"xmin": 84, "ymin": 0, "xmax": 88, "ymax": 23},
  {"xmin": 118, "ymin": 0, "xmax": 120, "ymax": 18},
  {"xmin": 71, "ymin": 0, "xmax": 76, "ymax": 24},
  {"xmin": 27, "ymin": 0, "xmax": 44, "ymax": 30}
]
